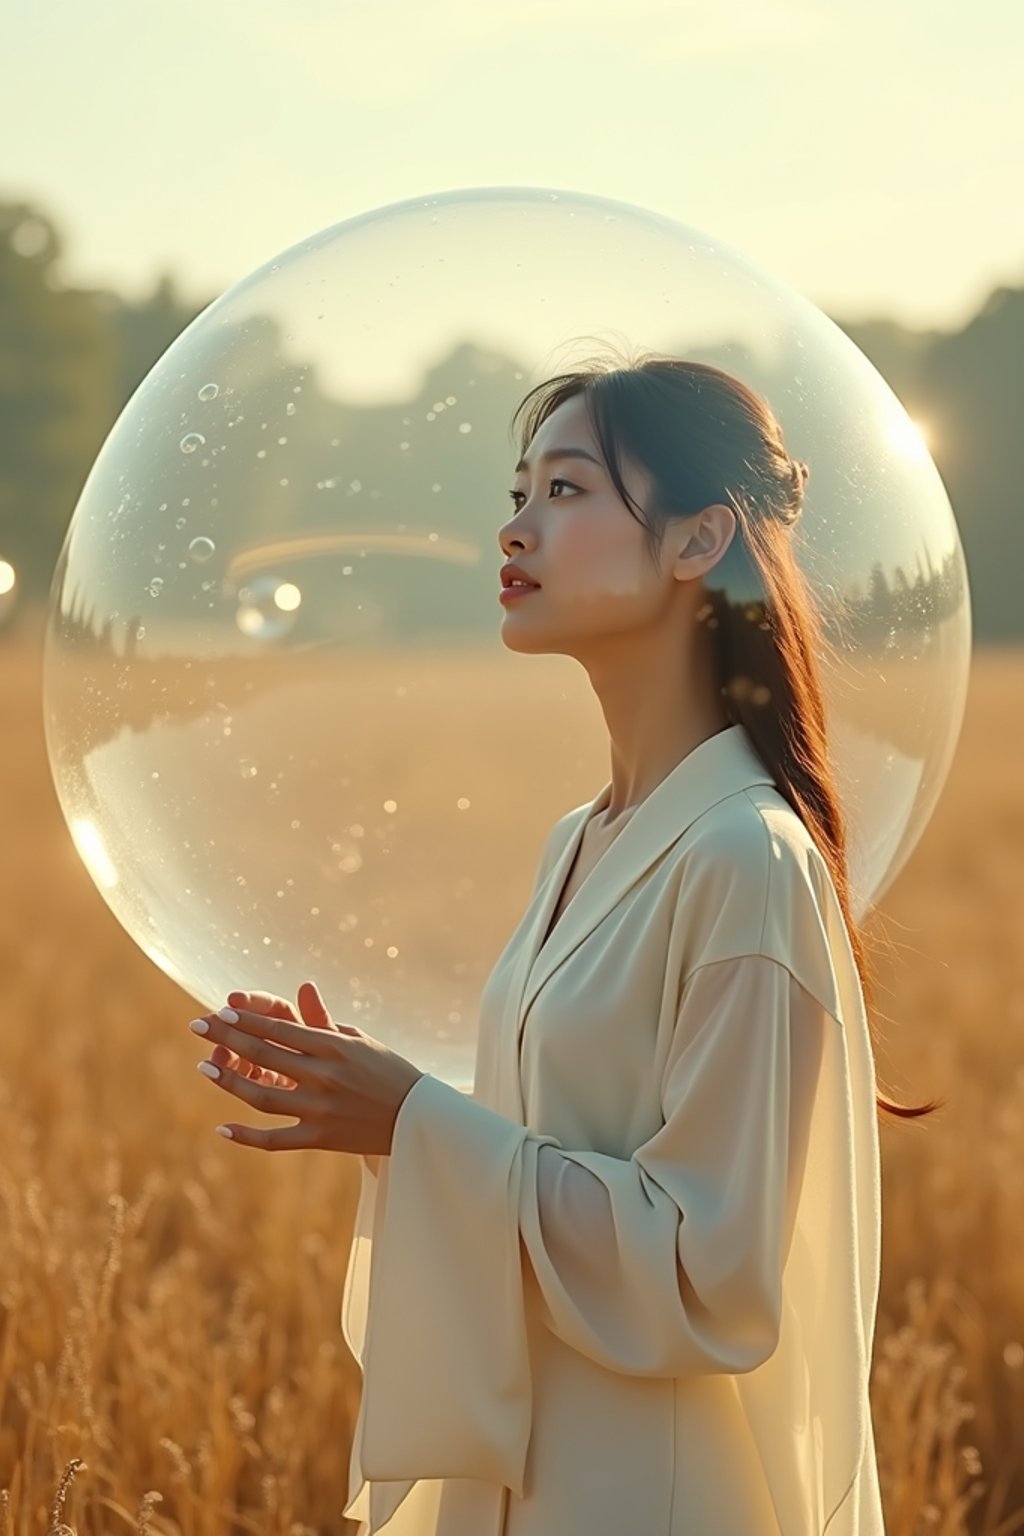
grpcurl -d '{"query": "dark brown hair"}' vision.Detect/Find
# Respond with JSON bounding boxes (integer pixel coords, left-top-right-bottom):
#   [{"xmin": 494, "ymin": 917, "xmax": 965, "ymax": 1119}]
[{"xmin": 511, "ymin": 348, "xmax": 943, "ymax": 1122}]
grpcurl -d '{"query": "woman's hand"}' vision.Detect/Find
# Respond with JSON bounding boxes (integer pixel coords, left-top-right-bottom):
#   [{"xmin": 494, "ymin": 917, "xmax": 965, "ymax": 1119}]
[
  {"xmin": 206, "ymin": 985, "xmax": 314, "ymax": 1088},
  {"xmin": 187, "ymin": 979, "xmax": 424, "ymax": 1156}
]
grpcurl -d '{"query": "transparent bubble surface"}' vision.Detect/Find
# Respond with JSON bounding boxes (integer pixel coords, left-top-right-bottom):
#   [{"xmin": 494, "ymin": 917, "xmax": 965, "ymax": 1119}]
[{"xmin": 42, "ymin": 186, "xmax": 971, "ymax": 1091}]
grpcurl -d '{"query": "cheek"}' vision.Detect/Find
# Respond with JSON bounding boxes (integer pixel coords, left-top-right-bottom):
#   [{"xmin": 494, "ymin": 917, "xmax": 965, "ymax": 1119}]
[{"xmin": 559, "ymin": 522, "xmax": 647, "ymax": 603}]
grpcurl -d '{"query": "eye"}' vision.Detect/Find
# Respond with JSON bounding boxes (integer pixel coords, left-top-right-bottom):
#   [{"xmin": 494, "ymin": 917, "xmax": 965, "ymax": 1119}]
[{"xmin": 507, "ymin": 477, "xmax": 579, "ymax": 511}]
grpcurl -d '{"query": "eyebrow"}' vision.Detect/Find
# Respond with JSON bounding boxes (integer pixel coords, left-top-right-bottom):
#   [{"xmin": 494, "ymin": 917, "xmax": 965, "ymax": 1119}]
[{"xmin": 514, "ymin": 446, "xmax": 603, "ymax": 474}]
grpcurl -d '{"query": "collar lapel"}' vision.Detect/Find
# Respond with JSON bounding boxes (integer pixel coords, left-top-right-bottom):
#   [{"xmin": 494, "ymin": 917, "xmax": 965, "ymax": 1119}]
[{"xmin": 510, "ymin": 724, "xmax": 777, "ymax": 1071}]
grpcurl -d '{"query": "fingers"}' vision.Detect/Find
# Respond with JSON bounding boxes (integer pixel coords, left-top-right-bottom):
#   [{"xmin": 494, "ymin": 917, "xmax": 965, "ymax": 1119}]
[
  {"xmin": 297, "ymin": 979, "xmax": 361, "ymax": 1036},
  {"xmin": 224, "ymin": 983, "xmax": 339, "ymax": 1034},
  {"xmin": 211, "ymin": 983, "xmax": 343, "ymax": 1089},
  {"xmin": 224, "ymin": 992, "xmax": 301, "ymax": 1081},
  {"xmin": 297, "ymin": 979, "xmax": 334, "ymax": 1030},
  {"xmin": 227, "ymin": 989, "xmax": 301, "ymax": 1024},
  {"xmin": 212, "ymin": 1120, "xmax": 318, "ymax": 1152},
  {"xmin": 194, "ymin": 1062, "xmax": 316, "ymax": 1124},
  {"xmin": 217, "ymin": 986, "xmax": 323, "ymax": 1084},
  {"xmin": 194, "ymin": 1007, "xmax": 334, "ymax": 1069},
  {"xmin": 209, "ymin": 1042, "xmax": 295, "ymax": 1088},
  {"xmin": 200, "ymin": 992, "xmax": 307, "ymax": 1088}
]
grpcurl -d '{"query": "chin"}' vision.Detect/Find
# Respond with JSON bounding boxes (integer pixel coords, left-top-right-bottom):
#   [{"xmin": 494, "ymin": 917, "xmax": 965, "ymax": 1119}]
[
  {"xmin": 499, "ymin": 626, "xmax": 549, "ymax": 654},
  {"xmin": 500, "ymin": 624, "xmax": 579, "ymax": 662}
]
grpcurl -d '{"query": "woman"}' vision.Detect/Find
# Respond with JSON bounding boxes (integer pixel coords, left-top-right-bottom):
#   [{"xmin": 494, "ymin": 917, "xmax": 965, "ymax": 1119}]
[{"xmin": 192, "ymin": 354, "xmax": 940, "ymax": 1534}]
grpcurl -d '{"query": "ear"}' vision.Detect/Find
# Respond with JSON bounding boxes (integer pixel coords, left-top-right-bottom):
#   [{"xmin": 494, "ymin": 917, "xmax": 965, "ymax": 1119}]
[{"xmin": 672, "ymin": 503, "xmax": 737, "ymax": 580}]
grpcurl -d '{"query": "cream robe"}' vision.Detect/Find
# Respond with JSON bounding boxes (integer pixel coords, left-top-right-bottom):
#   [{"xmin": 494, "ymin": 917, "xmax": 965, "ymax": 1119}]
[{"xmin": 341, "ymin": 722, "xmax": 885, "ymax": 1535}]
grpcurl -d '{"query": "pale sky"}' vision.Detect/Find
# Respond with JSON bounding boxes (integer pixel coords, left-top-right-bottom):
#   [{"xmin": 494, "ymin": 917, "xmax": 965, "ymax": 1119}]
[{"xmin": 3, "ymin": 0, "xmax": 1021, "ymax": 331}]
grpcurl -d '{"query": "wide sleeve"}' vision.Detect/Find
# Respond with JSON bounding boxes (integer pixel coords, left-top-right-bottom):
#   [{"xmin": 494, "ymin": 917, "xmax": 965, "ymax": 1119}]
[
  {"xmin": 342, "ymin": 952, "xmax": 828, "ymax": 1512},
  {"xmin": 521, "ymin": 955, "xmax": 827, "ymax": 1375}
]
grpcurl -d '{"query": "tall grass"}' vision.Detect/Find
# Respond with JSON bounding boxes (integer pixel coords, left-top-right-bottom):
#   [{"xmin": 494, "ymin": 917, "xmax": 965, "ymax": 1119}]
[{"xmin": 1, "ymin": 613, "xmax": 1022, "ymax": 1533}]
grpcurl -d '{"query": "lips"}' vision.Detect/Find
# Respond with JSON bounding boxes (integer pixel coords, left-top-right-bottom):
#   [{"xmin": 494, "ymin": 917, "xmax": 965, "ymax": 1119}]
[
  {"xmin": 501, "ymin": 564, "xmax": 540, "ymax": 589},
  {"xmin": 498, "ymin": 582, "xmax": 539, "ymax": 602}
]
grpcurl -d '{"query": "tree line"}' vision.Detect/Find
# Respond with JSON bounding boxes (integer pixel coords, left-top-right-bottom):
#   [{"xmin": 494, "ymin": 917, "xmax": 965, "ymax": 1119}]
[{"xmin": 1, "ymin": 195, "xmax": 1020, "ymax": 639}]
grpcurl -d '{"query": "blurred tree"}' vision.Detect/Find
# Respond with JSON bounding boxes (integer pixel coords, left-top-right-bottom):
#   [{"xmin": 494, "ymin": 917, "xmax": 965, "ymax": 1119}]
[
  {"xmin": 0, "ymin": 202, "xmax": 211, "ymax": 621},
  {"xmin": 96, "ymin": 267, "xmax": 211, "ymax": 406},
  {"xmin": 922, "ymin": 285, "xmax": 1024, "ymax": 641},
  {"xmin": 0, "ymin": 199, "xmax": 119, "ymax": 597}
]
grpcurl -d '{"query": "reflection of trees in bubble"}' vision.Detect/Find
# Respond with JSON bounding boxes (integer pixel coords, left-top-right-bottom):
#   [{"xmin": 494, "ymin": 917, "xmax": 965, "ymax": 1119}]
[
  {"xmin": 47, "ymin": 585, "xmax": 314, "ymax": 761},
  {"xmin": 45, "ymin": 317, "xmax": 970, "ymax": 765},
  {"xmin": 839, "ymin": 546, "xmax": 967, "ymax": 644}
]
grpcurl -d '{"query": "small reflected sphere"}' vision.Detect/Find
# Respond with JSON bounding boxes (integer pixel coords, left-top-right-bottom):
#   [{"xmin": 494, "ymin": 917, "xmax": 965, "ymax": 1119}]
[
  {"xmin": 42, "ymin": 187, "xmax": 971, "ymax": 1089},
  {"xmin": 235, "ymin": 575, "xmax": 302, "ymax": 641},
  {"xmin": 187, "ymin": 536, "xmax": 216, "ymax": 564}
]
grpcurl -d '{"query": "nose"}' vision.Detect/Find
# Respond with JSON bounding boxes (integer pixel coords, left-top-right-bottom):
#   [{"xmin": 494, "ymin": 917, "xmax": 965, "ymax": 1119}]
[{"xmin": 499, "ymin": 522, "xmax": 533, "ymax": 555}]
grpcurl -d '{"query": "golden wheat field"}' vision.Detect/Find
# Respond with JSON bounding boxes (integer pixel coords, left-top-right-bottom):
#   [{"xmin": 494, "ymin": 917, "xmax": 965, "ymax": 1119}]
[{"xmin": 1, "ymin": 611, "xmax": 1023, "ymax": 1536}]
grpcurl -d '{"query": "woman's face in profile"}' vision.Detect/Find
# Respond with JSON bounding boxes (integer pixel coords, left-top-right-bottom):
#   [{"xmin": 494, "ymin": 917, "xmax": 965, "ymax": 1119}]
[
  {"xmin": 498, "ymin": 392, "xmax": 732, "ymax": 665},
  {"xmin": 498, "ymin": 393, "xmax": 663, "ymax": 661}
]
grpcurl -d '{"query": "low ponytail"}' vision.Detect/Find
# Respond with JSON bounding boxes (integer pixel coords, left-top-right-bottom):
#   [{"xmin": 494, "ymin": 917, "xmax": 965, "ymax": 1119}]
[{"xmin": 512, "ymin": 352, "xmax": 944, "ymax": 1122}]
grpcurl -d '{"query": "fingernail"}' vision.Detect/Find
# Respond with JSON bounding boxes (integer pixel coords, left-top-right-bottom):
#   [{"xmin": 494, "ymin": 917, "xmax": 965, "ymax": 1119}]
[
  {"xmin": 217, "ymin": 1007, "xmax": 239, "ymax": 1022},
  {"xmin": 189, "ymin": 1018, "xmax": 210, "ymax": 1035},
  {"xmin": 197, "ymin": 1061, "xmax": 220, "ymax": 1080}
]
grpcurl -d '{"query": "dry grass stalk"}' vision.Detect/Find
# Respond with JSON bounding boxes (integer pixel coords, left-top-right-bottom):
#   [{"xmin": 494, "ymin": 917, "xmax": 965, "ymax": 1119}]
[
  {"xmin": 132, "ymin": 1490, "xmax": 163, "ymax": 1536},
  {"xmin": 46, "ymin": 1457, "xmax": 85, "ymax": 1535}
]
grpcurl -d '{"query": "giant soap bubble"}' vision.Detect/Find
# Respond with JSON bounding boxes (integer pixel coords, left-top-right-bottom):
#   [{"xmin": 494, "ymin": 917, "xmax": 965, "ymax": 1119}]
[{"xmin": 43, "ymin": 187, "xmax": 971, "ymax": 1089}]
